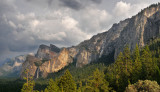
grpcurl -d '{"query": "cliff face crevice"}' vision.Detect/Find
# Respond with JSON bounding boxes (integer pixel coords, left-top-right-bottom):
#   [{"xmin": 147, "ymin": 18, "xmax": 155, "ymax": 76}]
[{"xmin": 20, "ymin": 3, "xmax": 160, "ymax": 78}]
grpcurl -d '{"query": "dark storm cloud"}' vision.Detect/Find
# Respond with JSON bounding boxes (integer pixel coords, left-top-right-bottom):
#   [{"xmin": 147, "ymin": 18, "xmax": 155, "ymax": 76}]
[
  {"xmin": 26, "ymin": 0, "xmax": 54, "ymax": 7},
  {"xmin": 59, "ymin": 0, "xmax": 103, "ymax": 10},
  {"xmin": 91, "ymin": 0, "xmax": 102, "ymax": 4},
  {"xmin": 60, "ymin": 0, "xmax": 83, "ymax": 10}
]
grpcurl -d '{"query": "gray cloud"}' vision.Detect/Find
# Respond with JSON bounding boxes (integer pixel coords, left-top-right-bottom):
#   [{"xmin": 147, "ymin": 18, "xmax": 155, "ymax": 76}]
[
  {"xmin": 0, "ymin": 0, "xmax": 159, "ymax": 63},
  {"xmin": 59, "ymin": 0, "xmax": 103, "ymax": 10},
  {"xmin": 59, "ymin": 0, "xmax": 83, "ymax": 10},
  {"xmin": 0, "ymin": 0, "xmax": 17, "ymax": 14},
  {"xmin": 48, "ymin": 0, "xmax": 53, "ymax": 7},
  {"xmin": 91, "ymin": 0, "xmax": 102, "ymax": 4}
]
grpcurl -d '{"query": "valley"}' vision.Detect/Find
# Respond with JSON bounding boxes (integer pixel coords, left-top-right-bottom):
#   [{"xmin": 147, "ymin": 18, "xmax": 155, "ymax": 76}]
[{"xmin": 0, "ymin": 2, "xmax": 160, "ymax": 92}]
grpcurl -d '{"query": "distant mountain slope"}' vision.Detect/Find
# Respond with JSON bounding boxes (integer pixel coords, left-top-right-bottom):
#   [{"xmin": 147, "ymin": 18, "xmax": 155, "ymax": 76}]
[
  {"xmin": 20, "ymin": 3, "xmax": 160, "ymax": 78},
  {"xmin": 0, "ymin": 55, "xmax": 26, "ymax": 77}
]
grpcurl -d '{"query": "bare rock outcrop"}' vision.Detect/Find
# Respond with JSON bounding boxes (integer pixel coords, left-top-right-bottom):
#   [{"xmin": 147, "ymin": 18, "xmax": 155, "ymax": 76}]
[{"xmin": 20, "ymin": 3, "xmax": 160, "ymax": 78}]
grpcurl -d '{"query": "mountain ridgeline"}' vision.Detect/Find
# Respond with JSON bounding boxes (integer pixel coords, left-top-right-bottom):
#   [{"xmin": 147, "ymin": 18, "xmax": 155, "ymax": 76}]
[
  {"xmin": 21, "ymin": 3, "xmax": 160, "ymax": 79},
  {"xmin": 0, "ymin": 55, "xmax": 26, "ymax": 77}
]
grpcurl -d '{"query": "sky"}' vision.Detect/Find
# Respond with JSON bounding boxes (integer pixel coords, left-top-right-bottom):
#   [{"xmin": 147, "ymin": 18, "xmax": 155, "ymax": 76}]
[{"xmin": 0, "ymin": 0, "xmax": 159, "ymax": 63}]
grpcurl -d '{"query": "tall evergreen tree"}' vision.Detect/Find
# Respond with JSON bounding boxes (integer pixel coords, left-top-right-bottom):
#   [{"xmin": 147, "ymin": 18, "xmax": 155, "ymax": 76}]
[
  {"xmin": 133, "ymin": 44, "xmax": 140, "ymax": 62},
  {"xmin": 117, "ymin": 45, "xmax": 132, "ymax": 91},
  {"xmin": 21, "ymin": 81, "xmax": 35, "ymax": 92},
  {"xmin": 85, "ymin": 69, "xmax": 110, "ymax": 92},
  {"xmin": 141, "ymin": 46, "xmax": 159, "ymax": 80},
  {"xmin": 21, "ymin": 69, "xmax": 35, "ymax": 92},
  {"xmin": 77, "ymin": 81, "xmax": 82, "ymax": 92},
  {"xmin": 132, "ymin": 44, "xmax": 142, "ymax": 83},
  {"xmin": 45, "ymin": 79, "xmax": 59, "ymax": 92},
  {"xmin": 115, "ymin": 52, "xmax": 124, "ymax": 69},
  {"xmin": 115, "ymin": 52, "xmax": 123, "ymax": 90},
  {"xmin": 123, "ymin": 45, "xmax": 132, "ymax": 76},
  {"xmin": 106, "ymin": 52, "xmax": 126, "ymax": 91},
  {"xmin": 58, "ymin": 69, "xmax": 76, "ymax": 92}
]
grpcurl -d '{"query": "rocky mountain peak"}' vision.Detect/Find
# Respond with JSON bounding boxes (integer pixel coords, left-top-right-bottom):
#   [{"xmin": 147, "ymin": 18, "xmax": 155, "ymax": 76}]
[
  {"xmin": 20, "ymin": 3, "xmax": 160, "ymax": 78},
  {"xmin": 39, "ymin": 44, "xmax": 50, "ymax": 49},
  {"xmin": 36, "ymin": 44, "xmax": 60, "ymax": 59},
  {"xmin": 50, "ymin": 44, "xmax": 60, "ymax": 53},
  {"xmin": 142, "ymin": 3, "xmax": 160, "ymax": 18}
]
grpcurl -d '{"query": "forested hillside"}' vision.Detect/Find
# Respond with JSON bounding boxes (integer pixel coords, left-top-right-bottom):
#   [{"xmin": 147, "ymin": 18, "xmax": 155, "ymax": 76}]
[{"xmin": 22, "ymin": 38, "xmax": 160, "ymax": 92}]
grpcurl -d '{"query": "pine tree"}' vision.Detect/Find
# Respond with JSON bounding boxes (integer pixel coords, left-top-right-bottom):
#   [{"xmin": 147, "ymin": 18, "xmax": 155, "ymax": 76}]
[
  {"xmin": 141, "ymin": 46, "xmax": 152, "ymax": 79},
  {"xmin": 21, "ymin": 81, "xmax": 35, "ymax": 92},
  {"xmin": 115, "ymin": 52, "xmax": 124, "ymax": 70},
  {"xmin": 115, "ymin": 52, "xmax": 123, "ymax": 90},
  {"xmin": 105, "ymin": 52, "xmax": 125, "ymax": 91},
  {"xmin": 44, "ymin": 88, "xmax": 49, "ymax": 92},
  {"xmin": 123, "ymin": 45, "xmax": 132, "ymax": 76},
  {"xmin": 141, "ymin": 46, "xmax": 159, "ymax": 80},
  {"xmin": 58, "ymin": 69, "xmax": 76, "ymax": 92},
  {"xmin": 132, "ymin": 44, "xmax": 142, "ymax": 83},
  {"xmin": 85, "ymin": 69, "xmax": 110, "ymax": 92},
  {"xmin": 133, "ymin": 44, "xmax": 140, "ymax": 62},
  {"xmin": 77, "ymin": 81, "xmax": 82, "ymax": 92},
  {"xmin": 45, "ymin": 79, "xmax": 59, "ymax": 92},
  {"xmin": 117, "ymin": 46, "xmax": 132, "ymax": 91},
  {"xmin": 21, "ymin": 69, "xmax": 35, "ymax": 92}
]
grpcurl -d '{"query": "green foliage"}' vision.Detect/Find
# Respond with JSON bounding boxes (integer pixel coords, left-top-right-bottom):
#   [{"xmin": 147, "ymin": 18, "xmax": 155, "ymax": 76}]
[
  {"xmin": 84, "ymin": 69, "xmax": 110, "ymax": 92},
  {"xmin": 106, "ymin": 46, "xmax": 133, "ymax": 91},
  {"xmin": 77, "ymin": 81, "xmax": 82, "ymax": 92},
  {"xmin": 140, "ymin": 46, "xmax": 160, "ymax": 82},
  {"xmin": 48, "ymin": 62, "xmax": 107, "ymax": 82},
  {"xmin": 21, "ymin": 81, "xmax": 35, "ymax": 92},
  {"xmin": 123, "ymin": 45, "xmax": 132, "ymax": 76},
  {"xmin": 125, "ymin": 80, "xmax": 160, "ymax": 92},
  {"xmin": 21, "ymin": 69, "xmax": 36, "ymax": 92},
  {"xmin": 132, "ymin": 44, "xmax": 142, "ymax": 83},
  {"xmin": 45, "ymin": 79, "xmax": 59, "ymax": 92},
  {"xmin": 58, "ymin": 69, "xmax": 76, "ymax": 92},
  {"xmin": 0, "ymin": 78, "xmax": 23, "ymax": 92},
  {"xmin": 106, "ymin": 42, "xmax": 160, "ymax": 92}
]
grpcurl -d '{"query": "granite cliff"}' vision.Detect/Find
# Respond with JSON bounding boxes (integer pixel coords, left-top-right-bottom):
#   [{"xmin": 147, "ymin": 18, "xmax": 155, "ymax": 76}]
[{"xmin": 20, "ymin": 3, "xmax": 160, "ymax": 78}]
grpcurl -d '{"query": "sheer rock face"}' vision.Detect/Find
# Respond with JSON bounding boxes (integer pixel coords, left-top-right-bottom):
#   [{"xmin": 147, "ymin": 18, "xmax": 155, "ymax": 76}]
[
  {"xmin": 20, "ymin": 55, "xmax": 40, "ymax": 78},
  {"xmin": 113, "ymin": 5, "xmax": 160, "ymax": 58},
  {"xmin": 20, "ymin": 47, "xmax": 73, "ymax": 78},
  {"xmin": 36, "ymin": 44, "xmax": 60, "ymax": 59},
  {"xmin": 75, "ymin": 32, "xmax": 107, "ymax": 67},
  {"xmin": 20, "ymin": 4, "xmax": 160, "ymax": 78},
  {"xmin": 38, "ymin": 48, "xmax": 73, "ymax": 77}
]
